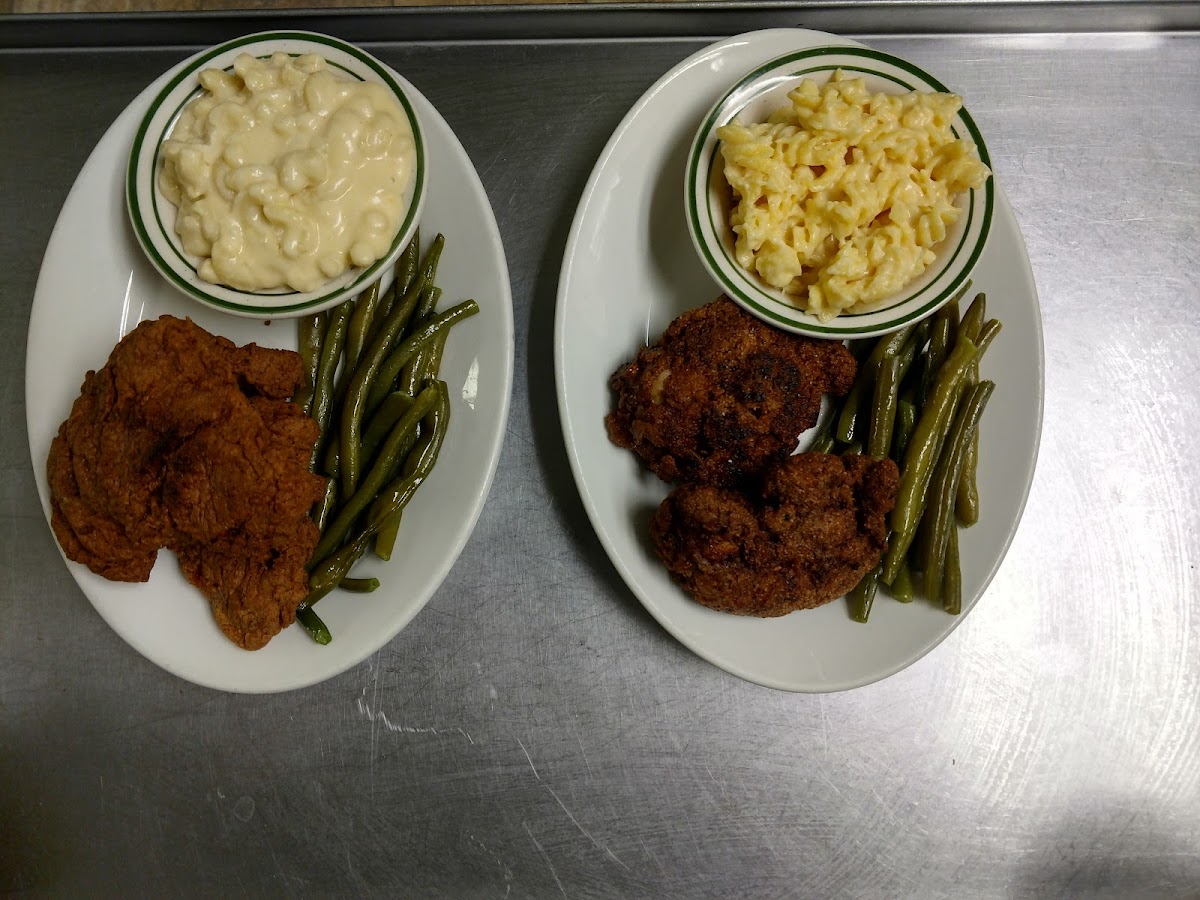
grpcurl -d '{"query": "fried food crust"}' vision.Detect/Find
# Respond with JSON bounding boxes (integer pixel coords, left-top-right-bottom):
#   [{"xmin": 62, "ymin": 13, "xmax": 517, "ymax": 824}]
[
  {"xmin": 651, "ymin": 453, "xmax": 899, "ymax": 616},
  {"xmin": 47, "ymin": 316, "xmax": 324, "ymax": 650},
  {"xmin": 606, "ymin": 297, "xmax": 857, "ymax": 487}
]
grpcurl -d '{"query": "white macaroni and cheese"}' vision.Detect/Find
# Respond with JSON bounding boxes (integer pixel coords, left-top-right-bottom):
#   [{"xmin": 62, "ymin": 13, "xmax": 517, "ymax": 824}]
[
  {"xmin": 159, "ymin": 52, "xmax": 416, "ymax": 293},
  {"xmin": 717, "ymin": 71, "xmax": 990, "ymax": 319}
]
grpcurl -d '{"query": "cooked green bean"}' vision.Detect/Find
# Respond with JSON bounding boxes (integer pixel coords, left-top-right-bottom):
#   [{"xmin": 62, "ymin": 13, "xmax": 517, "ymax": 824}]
[
  {"xmin": 399, "ymin": 284, "xmax": 444, "ymax": 396},
  {"xmin": 919, "ymin": 308, "xmax": 954, "ymax": 408},
  {"xmin": 880, "ymin": 335, "xmax": 979, "ymax": 584},
  {"xmin": 867, "ymin": 355, "xmax": 901, "ymax": 459},
  {"xmin": 375, "ymin": 381, "xmax": 449, "ymax": 560},
  {"xmin": 295, "ymin": 311, "xmax": 327, "ymax": 415},
  {"xmin": 891, "ymin": 558, "xmax": 915, "ymax": 603},
  {"xmin": 893, "ymin": 319, "xmax": 932, "ymax": 387},
  {"xmin": 942, "ymin": 525, "xmax": 962, "ymax": 614},
  {"xmin": 809, "ymin": 397, "xmax": 842, "ymax": 454},
  {"xmin": 376, "ymin": 229, "xmax": 420, "ymax": 325},
  {"xmin": 892, "ymin": 398, "xmax": 918, "ymax": 464},
  {"xmin": 365, "ymin": 300, "xmax": 478, "ymax": 414},
  {"xmin": 337, "ymin": 238, "xmax": 441, "ymax": 497},
  {"xmin": 922, "ymin": 380, "xmax": 994, "ymax": 603},
  {"xmin": 848, "ymin": 566, "xmax": 880, "ymax": 623},
  {"xmin": 953, "ymin": 300, "xmax": 985, "ymax": 525},
  {"xmin": 314, "ymin": 477, "xmax": 338, "ymax": 532},
  {"xmin": 340, "ymin": 577, "xmax": 380, "ymax": 593},
  {"xmin": 959, "ymin": 293, "xmax": 986, "ymax": 345},
  {"xmin": 309, "ymin": 299, "xmax": 353, "ymax": 465},
  {"xmin": 296, "ymin": 605, "xmax": 331, "ymax": 644},
  {"xmin": 836, "ymin": 324, "xmax": 914, "ymax": 444},
  {"xmin": 361, "ymin": 392, "xmax": 415, "ymax": 467},
  {"xmin": 314, "ymin": 382, "xmax": 438, "ymax": 565},
  {"xmin": 344, "ymin": 282, "xmax": 380, "ymax": 373}
]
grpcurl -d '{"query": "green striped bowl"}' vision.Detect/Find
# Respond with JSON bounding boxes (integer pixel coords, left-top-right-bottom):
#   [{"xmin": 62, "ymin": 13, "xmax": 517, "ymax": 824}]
[
  {"xmin": 685, "ymin": 46, "xmax": 994, "ymax": 339},
  {"xmin": 127, "ymin": 31, "xmax": 427, "ymax": 319}
]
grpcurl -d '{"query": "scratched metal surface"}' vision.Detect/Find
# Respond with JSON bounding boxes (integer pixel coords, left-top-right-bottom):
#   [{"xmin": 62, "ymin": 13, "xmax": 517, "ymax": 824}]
[{"xmin": 2, "ymin": 20, "xmax": 1199, "ymax": 899}]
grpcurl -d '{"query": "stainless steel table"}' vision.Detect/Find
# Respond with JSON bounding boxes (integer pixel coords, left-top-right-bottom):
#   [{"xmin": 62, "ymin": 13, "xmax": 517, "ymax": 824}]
[{"xmin": 2, "ymin": 7, "xmax": 1198, "ymax": 897}]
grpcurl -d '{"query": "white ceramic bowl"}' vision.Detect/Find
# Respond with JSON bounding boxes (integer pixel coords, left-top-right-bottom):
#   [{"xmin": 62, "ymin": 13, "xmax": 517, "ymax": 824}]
[
  {"xmin": 126, "ymin": 31, "xmax": 427, "ymax": 319},
  {"xmin": 685, "ymin": 45, "xmax": 994, "ymax": 339}
]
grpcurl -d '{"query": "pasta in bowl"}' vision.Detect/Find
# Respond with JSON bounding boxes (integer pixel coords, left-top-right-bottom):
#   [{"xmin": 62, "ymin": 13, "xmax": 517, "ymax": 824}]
[
  {"xmin": 686, "ymin": 46, "xmax": 994, "ymax": 338},
  {"xmin": 128, "ymin": 31, "xmax": 427, "ymax": 318}
]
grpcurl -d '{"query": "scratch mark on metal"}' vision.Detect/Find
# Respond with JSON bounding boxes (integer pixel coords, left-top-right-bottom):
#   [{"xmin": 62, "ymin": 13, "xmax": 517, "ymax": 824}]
[
  {"xmin": 517, "ymin": 738, "xmax": 540, "ymax": 780},
  {"xmin": 544, "ymin": 783, "xmax": 630, "ymax": 871},
  {"xmin": 523, "ymin": 821, "xmax": 566, "ymax": 897}
]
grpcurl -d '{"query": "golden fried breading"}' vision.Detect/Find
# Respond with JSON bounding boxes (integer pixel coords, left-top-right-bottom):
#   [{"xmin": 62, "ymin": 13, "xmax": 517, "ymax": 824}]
[
  {"xmin": 47, "ymin": 316, "xmax": 324, "ymax": 650},
  {"xmin": 606, "ymin": 297, "xmax": 856, "ymax": 486},
  {"xmin": 650, "ymin": 453, "xmax": 899, "ymax": 616}
]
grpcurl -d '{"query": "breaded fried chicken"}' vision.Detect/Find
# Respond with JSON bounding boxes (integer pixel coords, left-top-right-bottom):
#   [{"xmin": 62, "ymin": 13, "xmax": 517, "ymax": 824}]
[
  {"xmin": 651, "ymin": 453, "xmax": 899, "ymax": 616},
  {"xmin": 47, "ymin": 316, "xmax": 324, "ymax": 650},
  {"xmin": 606, "ymin": 297, "xmax": 856, "ymax": 486}
]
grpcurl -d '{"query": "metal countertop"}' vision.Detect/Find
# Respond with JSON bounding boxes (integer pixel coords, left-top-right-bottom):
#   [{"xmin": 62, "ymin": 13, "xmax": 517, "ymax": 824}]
[{"xmin": 2, "ymin": 10, "xmax": 1198, "ymax": 898}]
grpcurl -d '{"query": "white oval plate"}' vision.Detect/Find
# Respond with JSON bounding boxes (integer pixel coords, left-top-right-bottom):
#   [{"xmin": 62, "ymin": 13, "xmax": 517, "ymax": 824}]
[
  {"xmin": 555, "ymin": 29, "xmax": 1043, "ymax": 692},
  {"xmin": 28, "ymin": 56, "xmax": 514, "ymax": 693}
]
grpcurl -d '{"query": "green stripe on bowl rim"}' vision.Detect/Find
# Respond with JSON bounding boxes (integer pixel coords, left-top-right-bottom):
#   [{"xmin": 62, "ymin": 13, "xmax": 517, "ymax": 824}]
[
  {"xmin": 126, "ymin": 31, "xmax": 426, "ymax": 316},
  {"xmin": 685, "ymin": 45, "xmax": 994, "ymax": 336}
]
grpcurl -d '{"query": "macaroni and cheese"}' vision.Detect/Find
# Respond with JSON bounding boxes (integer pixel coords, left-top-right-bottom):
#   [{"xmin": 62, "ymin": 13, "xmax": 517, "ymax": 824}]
[
  {"xmin": 717, "ymin": 71, "xmax": 990, "ymax": 319},
  {"xmin": 159, "ymin": 52, "xmax": 416, "ymax": 293}
]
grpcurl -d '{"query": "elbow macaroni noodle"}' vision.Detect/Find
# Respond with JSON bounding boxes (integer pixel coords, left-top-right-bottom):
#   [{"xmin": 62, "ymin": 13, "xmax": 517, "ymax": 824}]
[
  {"xmin": 159, "ymin": 52, "xmax": 416, "ymax": 293},
  {"xmin": 717, "ymin": 71, "xmax": 991, "ymax": 320}
]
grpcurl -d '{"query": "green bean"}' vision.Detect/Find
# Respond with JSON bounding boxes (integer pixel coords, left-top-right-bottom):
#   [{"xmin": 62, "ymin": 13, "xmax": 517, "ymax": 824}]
[
  {"xmin": 836, "ymin": 324, "xmax": 915, "ymax": 444},
  {"xmin": 895, "ymin": 320, "xmax": 931, "ymax": 384},
  {"xmin": 843, "ymin": 441, "xmax": 863, "ymax": 456},
  {"xmin": 313, "ymin": 477, "xmax": 338, "ymax": 532},
  {"xmin": 375, "ymin": 381, "xmax": 449, "ymax": 560},
  {"xmin": 959, "ymin": 293, "xmax": 986, "ymax": 345},
  {"xmin": 306, "ymin": 532, "xmax": 373, "ymax": 606},
  {"xmin": 922, "ymin": 380, "xmax": 995, "ymax": 603},
  {"xmin": 867, "ymin": 355, "xmax": 901, "ymax": 459},
  {"xmin": 314, "ymin": 383, "xmax": 438, "ymax": 565},
  {"xmin": 308, "ymin": 398, "xmax": 446, "ymax": 601},
  {"xmin": 365, "ymin": 300, "xmax": 478, "ymax": 414},
  {"xmin": 892, "ymin": 398, "xmax": 918, "ymax": 464},
  {"xmin": 344, "ymin": 282, "xmax": 380, "ymax": 373},
  {"xmin": 954, "ymin": 301, "xmax": 985, "ymax": 525},
  {"xmin": 378, "ymin": 229, "xmax": 420, "ymax": 325},
  {"xmin": 309, "ymin": 299, "xmax": 353, "ymax": 464},
  {"xmin": 295, "ymin": 605, "xmax": 331, "ymax": 644},
  {"xmin": 337, "ymin": 237, "xmax": 441, "ymax": 497},
  {"xmin": 942, "ymin": 525, "xmax": 962, "ymax": 614},
  {"xmin": 399, "ymin": 285, "xmax": 444, "ymax": 395},
  {"xmin": 880, "ymin": 336, "xmax": 980, "ymax": 584},
  {"xmin": 340, "ymin": 577, "xmax": 380, "ymax": 593},
  {"xmin": 807, "ymin": 393, "xmax": 844, "ymax": 455},
  {"xmin": 891, "ymin": 558, "xmax": 915, "ymax": 603},
  {"xmin": 361, "ymin": 392, "xmax": 415, "ymax": 467},
  {"xmin": 848, "ymin": 566, "xmax": 880, "ymax": 623},
  {"xmin": 919, "ymin": 309, "xmax": 954, "ymax": 408},
  {"xmin": 295, "ymin": 311, "xmax": 327, "ymax": 415},
  {"xmin": 419, "ymin": 330, "xmax": 449, "ymax": 384}
]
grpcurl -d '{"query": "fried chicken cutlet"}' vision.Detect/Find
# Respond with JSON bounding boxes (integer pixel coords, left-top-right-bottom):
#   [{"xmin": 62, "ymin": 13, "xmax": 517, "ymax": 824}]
[
  {"xmin": 47, "ymin": 316, "xmax": 324, "ymax": 650},
  {"xmin": 651, "ymin": 453, "xmax": 899, "ymax": 616},
  {"xmin": 606, "ymin": 297, "xmax": 856, "ymax": 486}
]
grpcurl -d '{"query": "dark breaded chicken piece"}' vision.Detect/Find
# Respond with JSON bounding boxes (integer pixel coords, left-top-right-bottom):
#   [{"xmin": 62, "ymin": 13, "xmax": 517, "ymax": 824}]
[
  {"xmin": 47, "ymin": 316, "xmax": 324, "ymax": 650},
  {"xmin": 606, "ymin": 297, "xmax": 856, "ymax": 486},
  {"xmin": 651, "ymin": 453, "xmax": 899, "ymax": 616}
]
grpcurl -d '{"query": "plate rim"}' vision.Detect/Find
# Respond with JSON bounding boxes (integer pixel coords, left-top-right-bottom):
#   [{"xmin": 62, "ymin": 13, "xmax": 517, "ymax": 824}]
[
  {"xmin": 554, "ymin": 27, "xmax": 1045, "ymax": 693},
  {"xmin": 26, "ymin": 46, "xmax": 514, "ymax": 694}
]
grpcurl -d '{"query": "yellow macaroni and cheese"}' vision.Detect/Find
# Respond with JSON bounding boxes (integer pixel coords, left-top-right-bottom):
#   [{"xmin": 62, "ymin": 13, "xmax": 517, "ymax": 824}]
[
  {"xmin": 160, "ymin": 52, "xmax": 416, "ymax": 293},
  {"xmin": 717, "ymin": 71, "xmax": 991, "ymax": 319}
]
